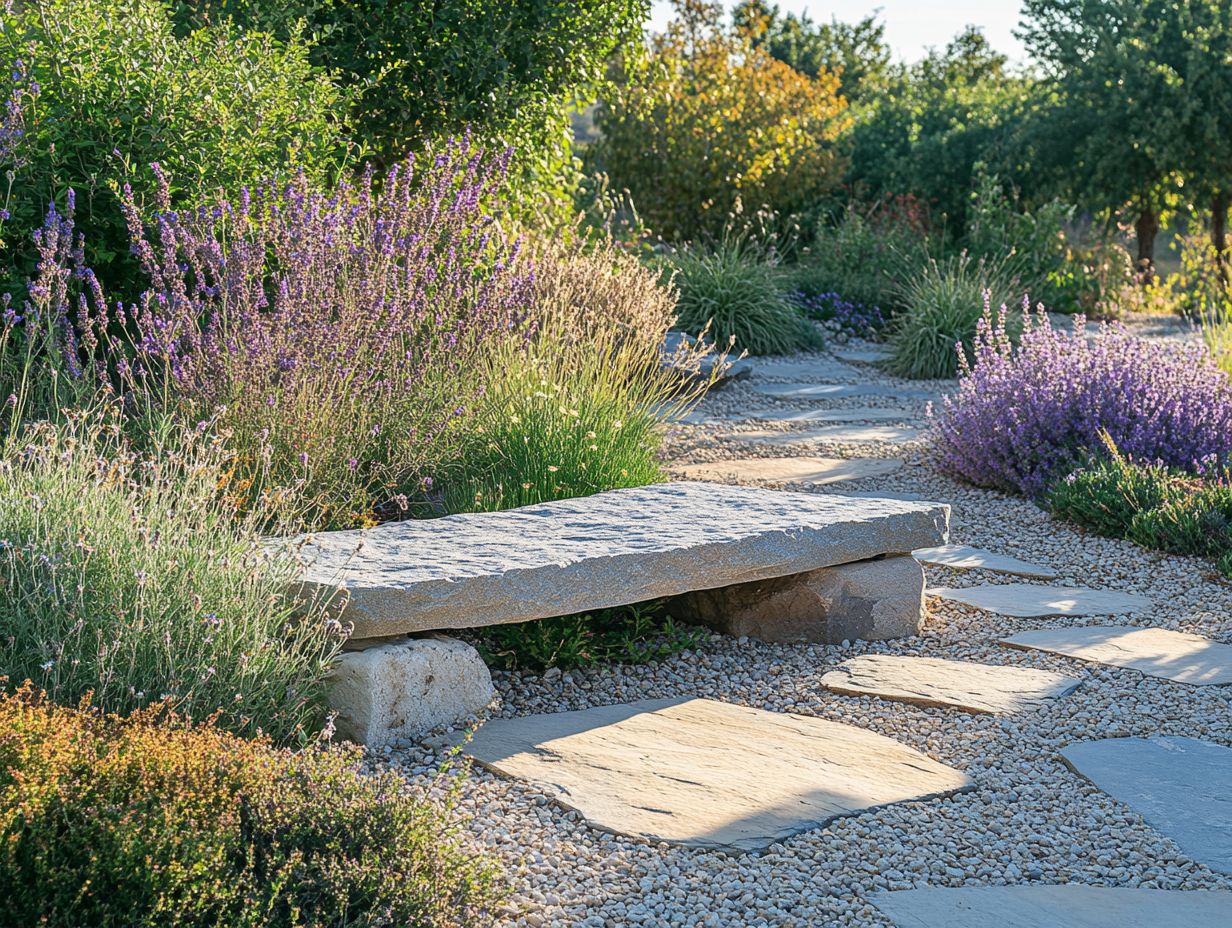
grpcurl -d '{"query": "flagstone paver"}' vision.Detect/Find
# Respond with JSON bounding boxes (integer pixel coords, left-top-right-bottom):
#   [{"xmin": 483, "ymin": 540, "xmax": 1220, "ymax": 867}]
[
  {"xmin": 674, "ymin": 456, "xmax": 903, "ymax": 486},
  {"xmin": 912, "ymin": 544, "xmax": 1058, "ymax": 579},
  {"xmin": 459, "ymin": 697, "xmax": 973, "ymax": 853},
  {"xmin": 929, "ymin": 584, "xmax": 1151, "ymax": 617},
  {"xmin": 832, "ymin": 346, "xmax": 892, "ymax": 364},
  {"xmin": 871, "ymin": 885, "xmax": 1232, "ymax": 928},
  {"xmin": 729, "ymin": 425, "xmax": 921, "ymax": 446},
  {"xmin": 752, "ymin": 357, "xmax": 858, "ymax": 379},
  {"xmin": 1061, "ymin": 736, "xmax": 1232, "ymax": 875},
  {"xmin": 742, "ymin": 407, "xmax": 917, "ymax": 423},
  {"xmin": 821, "ymin": 654, "xmax": 1080, "ymax": 714},
  {"xmin": 752, "ymin": 382, "xmax": 937, "ymax": 401},
  {"xmin": 1000, "ymin": 626, "xmax": 1232, "ymax": 685}
]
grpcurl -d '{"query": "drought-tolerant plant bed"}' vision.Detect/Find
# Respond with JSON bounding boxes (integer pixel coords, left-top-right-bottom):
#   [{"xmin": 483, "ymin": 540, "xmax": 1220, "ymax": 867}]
[{"xmin": 0, "ymin": 687, "xmax": 496, "ymax": 927}]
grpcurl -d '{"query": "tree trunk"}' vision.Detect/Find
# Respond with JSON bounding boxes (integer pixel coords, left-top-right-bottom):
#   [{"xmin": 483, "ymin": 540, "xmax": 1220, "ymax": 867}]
[
  {"xmin": 1135, "ymin": 206, "xmax": 1159, "ymax": 286},
  {"xmin": 1212, "ymin": 192, "xmax": 1228, "ymax": 285}
]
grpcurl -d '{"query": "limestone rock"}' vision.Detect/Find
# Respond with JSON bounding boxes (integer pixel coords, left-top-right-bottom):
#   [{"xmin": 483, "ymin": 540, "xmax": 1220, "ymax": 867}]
[
  {"xmin": 673, "ymin": 456, "xmax": 903, "ymax": 487},
  {"xmin": 674, "ymin": 555, "xmax": 926, "ymax": 644},
  {"xmin": 329, "ymin": 636, "xmax": 494, "ymax": 747},
  {"xmin": 912, "ymin": 544, "xmax": 1058, "ymax": 579},
  {"xmin": 929, "ymin": 583, "xmax": 1151, "ymax": 617},
  {"xmin": 821, "ymin": 654, "xmax": 1080, "ymax": 714},
  {"xmin": 459, "ymin": 697, "xmax": 973, "ymax": 852},
  {"xmin": 742, "ymin": 407, "xmax": 916, "ymax": 423},
  {"xmin": 289, "ymin": 482, "xmax": 948, "ymax": 639},
  {"xmin": 1001, "ymin": 626, "xmax": 1232, "ymax": 685},
  {"xmin": 752, "ymin": 382, "xmax": 937, "ymax": 401}
]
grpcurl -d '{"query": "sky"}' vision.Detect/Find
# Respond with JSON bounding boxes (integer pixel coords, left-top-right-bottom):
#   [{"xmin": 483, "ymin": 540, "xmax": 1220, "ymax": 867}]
[{"xmin": 649, "ymin": 1, "xmax": 1029, "ymax": 64}]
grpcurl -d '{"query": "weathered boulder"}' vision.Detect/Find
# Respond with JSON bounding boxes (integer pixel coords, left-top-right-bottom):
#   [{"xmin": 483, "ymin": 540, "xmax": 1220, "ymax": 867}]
[
  {"xmin": 329, "ymin": 636, "xmax": 493, "ymax": 748},
  {"xmin": 289, "ymin": 482, "xmax": 949, "ymax": 640},
  {"xmin": 673, "ymin": 554, "xmax": 926, "ymax": 644}
]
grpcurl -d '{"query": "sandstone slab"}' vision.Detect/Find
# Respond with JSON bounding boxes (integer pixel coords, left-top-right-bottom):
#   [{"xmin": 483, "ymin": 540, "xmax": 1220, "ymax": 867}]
[
  {"xmin": 752, "ymin": 382, "xmax": 935, "ymax": 401},
  {"xmin": 743, "ymin": 407, "xmax": 916, "ymax": 423},
  {"xmin": 912, "ymin": 544, "xmax": 1058, "ymax": 579},
  {"xmin": 676, "ymin": 555, "xmax": 925, "ymax": 644},
  {"xmin": 872, "ymin": 886, "xmax": 1232, "ymax": 928},
  {"xmin": 1061, "ymin": 736, "xmax": 1232, "ymax": 874},
  {"xmin": 674, "ymin": 456, "xmax": 903, "ymax": 487},
  {"xmin": 460, "ymin": 697, "xmax": 973, "ymax": 852},
  {"xmin": 291, "ymin": 482, "xmax": 948, "ymax": 639},
  {"xmin": 729, "ymin": 425, "xmax": 919, "ymax": 445},
  {"xmin": 929, "ymin": 584, "xmax": 1151, "ymax": 617},
  {"xmin": 330, "ymin": 636, "xmax": 494, "ymax": 747},
  {"xmin": 821, "ymin": 655, "xmax": 1080, "ymax": 714},
  {"xmin": 1001, "ymin": 626, "xmax": 1232, "ymax": 685}
]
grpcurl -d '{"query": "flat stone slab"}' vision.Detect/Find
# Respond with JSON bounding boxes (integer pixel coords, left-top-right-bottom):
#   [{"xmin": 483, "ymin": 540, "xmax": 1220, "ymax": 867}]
[
  {"xmin": 1001, "ymin": 626, "xmax": 1232, "ymax": 685},
  {"xmin": 752, "ymin": 357, "xmax": 857, "ymax": 379},
  {"xmin": 929, "ymin": 584, "xmax": 1151, "ymax": 617},
  {"xmin": 1061, "ymin": 736, "xmax": 1232, "ymax": 874},
  {"xmin": 752, "ymin": 382, "xmax": 936, "ymax": 401},
  {"xmin": 832, "ymin": 346, "xmax": 892, "ymax": 364},
  {"xmin": 729, "ymin": 425, "xmax": 920, "ymax": 445},
  {"xmin": 822, "ymin": 655, "xmax": 1079, "ymax": 714},
  {"xmin": 460, "ymin": 697, "xmax": 973, "ymax": 852},
  {"xmin": 744, "ymin": 407, "xmax": 916, "ymax": 423},
  {"xmin": 913, "ymin": 544, "xmax": 1058, "ymax": 579},
  {"xmin": 290, "ymin": 481, "xmax": 947, "ymax": 639},
  {"xmin": 674, "ymin": 456, "xmax": 903, "ymax": 487},
  {"xmin": 872, "ymin": 885, "xmax": 1232, "ymax": 928}
]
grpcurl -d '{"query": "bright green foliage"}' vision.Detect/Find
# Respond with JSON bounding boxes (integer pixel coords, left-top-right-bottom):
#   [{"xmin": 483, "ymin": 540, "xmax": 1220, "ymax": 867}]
[
  {"xmin": 0, "ymin": 0, "xmax": 352, "ymax": 289},
  {"xmin": 477, "ymin": 601, "xmax": 704, "ymax": 672},
  {"xmin": 591, "ymin": 0, "xmax": 850, "ymax": 243},
  {"xmin": 669, "ymin": 239, "xmax": 820, "ymax": 356},
  {"xmin": 0, "ymin": 408, "xmax": 340, "ymax": 744},
  {"xmin": 176, "ymin": 0, "xmax": 648, "ymax": 220},
  {"xmin": 886, "ymin": 254, "xmax": 1022, "ymax": 380},
  {"xmin": 0, "ymin": 689, "xmax": 496, "ymax": 927},
  {"xmin": 1049, "ymin": 448, "xmax": 1232, "ymax": 578}
]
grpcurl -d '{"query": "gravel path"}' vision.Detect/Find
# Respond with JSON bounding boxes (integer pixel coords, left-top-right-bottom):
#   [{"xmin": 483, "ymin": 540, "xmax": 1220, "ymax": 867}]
[{"xmin": 382, "ymin": 339, "xmax": 1232, "ymax": 928}]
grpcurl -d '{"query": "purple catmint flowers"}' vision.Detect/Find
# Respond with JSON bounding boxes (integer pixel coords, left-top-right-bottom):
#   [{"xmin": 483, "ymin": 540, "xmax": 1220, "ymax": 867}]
[{"xmin": 933, "ymin": 309, "xmax": 1232, "ymax": 496}]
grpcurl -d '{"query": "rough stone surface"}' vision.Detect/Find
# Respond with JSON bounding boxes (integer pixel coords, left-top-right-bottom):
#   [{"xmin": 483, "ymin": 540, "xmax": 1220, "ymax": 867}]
[
  {"xmin": 1001, "ymin": 626, "xmax": 1232, "ymax": 685},
  {"xmin": 330, "ymin": 636, "xmax": 494, "ymax": 747},
  {"xmin": 674, "ymin": 555, "xmax": 926, "ymax": 644},
  {"xmin": 459, "ymin": 697, "xmax": 973, "ymax": 853},
  {"xmin": 291, "ymin": 482, "xmax": 948, "ymax": 639},
  {"xmin": 674, "ymin": 456, "xmax": 903, "ymax": 487},
  {"xmin": 752, "ymin": 382, "xmax": 936, "ymax": 400},
  {"xmin": 913, "ymin": 544, "xmax": 1058, "ymax": 579},
  {"xmin": 872, "ymin": 886, "xmax": 1232, "ymax": 928},
  {"xmin": 929, "ymin": 584, "xmax": 1151, "ymax": 617},
  {"xmin": 1061, "ymin": 737, "xmax": 1232, "ymax": 875},
  {"xmin": 821, "ymin": 655, "xmax": 1080, "ymax": 714}
]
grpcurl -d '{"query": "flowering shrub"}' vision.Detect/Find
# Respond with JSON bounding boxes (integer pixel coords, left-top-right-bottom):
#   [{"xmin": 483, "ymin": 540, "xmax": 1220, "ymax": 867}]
[
  {"xmin": 78, "ymin": 138, "xmax": 531, "ymax": 530},
  {"xmin": 0, "ymin": 406, "xmax": 340, "ymax": 742},
  {"xmin": 934, "ymin": 310, "xmax": 1232, "ymax": 495},
  {"xmin": 0, "ymin": 687, "xmax": 496, "ymax": 926},
  {"xmin": 789, "ymin": 291, "xmax": 887, "ymax": 340}
]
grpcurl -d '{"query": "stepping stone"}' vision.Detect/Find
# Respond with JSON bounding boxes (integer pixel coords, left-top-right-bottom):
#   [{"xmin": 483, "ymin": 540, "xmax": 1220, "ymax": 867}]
[
  {"xmin": 1001, "ymin": 626, "xmax": 1232, "ymax": 685},
  {"xmin": 729, "ymin": 425, "xmax": 920, "ymax": 446},
  {"xmin": 675, "ymin": 456, "xmax": 903, "ymax": 487},
  {"xmin": 912, "ymin": 544, "xmax": 1058, "ymax": 579},
  {"xmin": 290, "ymin": 482, "xmax": 947, "ymax": 639},
  {"xmin": 753, "ymin": 356, "xmax": 857, "ymax": 379},
  {"xmin": 929, "ymin": 584, "xmax": 1151, "ymax": 617},
  {"xmin": 459, "ymin": 697, "xmax": 973, "ymax": 852},
  {"xmin": 871, "ymin": 885, "xmax": 1232, "ymax": 928},
  {"xmin": 1061, "ymin": 736, "xmax": 1232, "ymax": 875},
  {"xmin": 832, "ymin": 346, "xmax": 891, "ymax": 364},
  {"xmin": 821, "ymin": 655, "xmax": 1080, "ymax": 714},
  {"xmin": 752, "ymin": 382, "xmax": 936, "ymax": 401},
  {"xmin": 743, "ymin": 407, "xmax": 915, "ymax": 423}
]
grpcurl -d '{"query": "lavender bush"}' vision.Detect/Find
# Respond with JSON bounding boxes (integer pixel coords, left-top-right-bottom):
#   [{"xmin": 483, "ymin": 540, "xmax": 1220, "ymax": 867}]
[
  {"xmin": 79, "ymin": 138, "xmax": 532, "ymax": 529},
  {"xmin": 789, "ymin": 290, "xmax": 886, "ymax": 340},
  {"xmin": 934, "ymin": 309, "xmax": 1232, "ymax": 496}
]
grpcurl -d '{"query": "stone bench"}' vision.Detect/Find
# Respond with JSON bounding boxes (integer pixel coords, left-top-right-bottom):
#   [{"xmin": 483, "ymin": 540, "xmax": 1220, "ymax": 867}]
[{"xmin": 289, "ymin": 482, "xmax": 949, "ymax": 746}]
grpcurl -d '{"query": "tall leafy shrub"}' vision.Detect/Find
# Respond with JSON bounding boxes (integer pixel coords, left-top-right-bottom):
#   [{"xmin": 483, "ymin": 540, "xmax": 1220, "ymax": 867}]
[
  {"xmin": 591, "ymin": 0, "xmax": 850, "ymax": 242},
  {"xmin": 934, "ymin": 310, "xmax": 1232, "ymax": 495},
  {"xmin": 0, "ymin": 0, "xmax": 352, "ymax": 289}
]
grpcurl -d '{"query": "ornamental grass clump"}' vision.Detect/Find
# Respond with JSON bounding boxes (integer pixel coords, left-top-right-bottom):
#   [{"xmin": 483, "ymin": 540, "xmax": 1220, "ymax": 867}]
[
  {"xmin": 0, "ymin": 686, "xmax": 496, "ymax": 927},
  {"xmin": 88, "ymin": 137, "xmax": 531, "ymax": 530},
  {"xmin": 934, "ymin": 310, "xmax": 1232, "ymax": 496}
]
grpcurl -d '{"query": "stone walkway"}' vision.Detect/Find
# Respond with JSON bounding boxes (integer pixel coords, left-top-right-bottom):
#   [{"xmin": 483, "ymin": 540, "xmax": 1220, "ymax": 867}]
[{"xmin": 386, "ymin": 339, "xmax": 1232, "ymax": 928}]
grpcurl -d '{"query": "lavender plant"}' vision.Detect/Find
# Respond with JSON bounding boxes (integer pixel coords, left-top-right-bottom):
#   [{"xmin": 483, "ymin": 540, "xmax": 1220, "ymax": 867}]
[
  {"xmin": 789, "ymin": 290, "xmax": 887, "ymax": 340},
  {"xmin": 934, "ymin": 309, "xmax": 1232, "ymax": 495}
]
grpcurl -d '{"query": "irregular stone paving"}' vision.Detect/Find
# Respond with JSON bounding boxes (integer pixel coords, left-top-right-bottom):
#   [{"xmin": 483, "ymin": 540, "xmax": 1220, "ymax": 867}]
[
  {"xmin": 753, "ymin": 357, "xmax": 860, "ymax": 379},
  {"xmin": 821, "ymin": 655, "xmax": 1080, "ymax": 715},
  {"xmin": 742, "ymin": 407, "xmax": 917, "ymax": 423},
  {"xmin": 1061, "ymin": 737, "xmax": 1232, "ymax": 875},
  {"xmin": 753, "ymin": 382, "xmax": 937, "ymax": 401},
  {"xmin": 459, "ymin": 697, "xmax": 973, "ymax": 853},
  {"xmin": 675, "ymin": 456, "xmax": 904, "ymax": 486},
  {"xmin": 729, "ymin": 425, "xmax": 921, "ymax": 445},
  {"xmin": 872, "ymin": 885, "xmax": 1232, "ymax": 927},
  {"xmin": 832, "ymin": 346, "xmax": 892, "ymax": 364},
  {"xmin": 912, "ymin": 544, "xmax": 1058, "ymax": 579},
  {"xmin": 929, "ymin": 583, "xmax": 1152, "ymax": 617},
  {"xmin": 291, "ymin": 481, "xmax": 945, "ymax": 638},
  {"xmin": 1000, "ymin": 626, "xmax": 1232, "ymax": 685}
]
